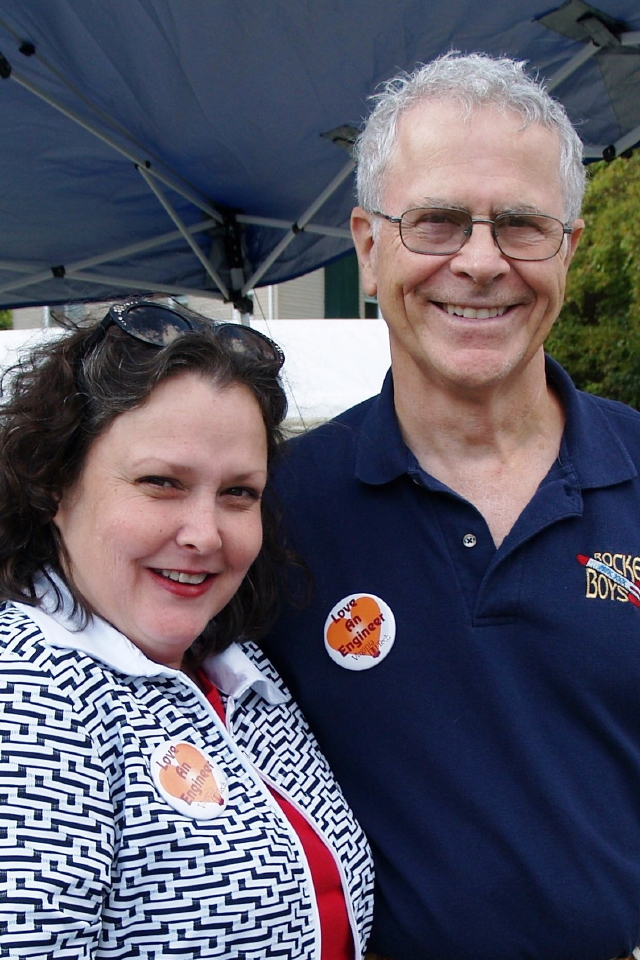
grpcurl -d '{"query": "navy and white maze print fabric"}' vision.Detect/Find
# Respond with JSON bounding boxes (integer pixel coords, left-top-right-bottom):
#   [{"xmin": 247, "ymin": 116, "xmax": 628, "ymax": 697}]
[{"xmin": 0, "ymin": 608, "xmax": 373, "ymax": 958}]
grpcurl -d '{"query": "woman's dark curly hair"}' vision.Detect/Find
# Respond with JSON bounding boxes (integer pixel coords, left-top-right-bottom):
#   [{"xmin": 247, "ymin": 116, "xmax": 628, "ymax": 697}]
[{"xmin": 0, "ymin": 304, "xmax": 288, "ymax": 663}]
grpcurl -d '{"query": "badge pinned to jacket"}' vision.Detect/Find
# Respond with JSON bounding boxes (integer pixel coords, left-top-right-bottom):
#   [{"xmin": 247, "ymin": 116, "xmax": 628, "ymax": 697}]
[
  {"xmin": 150, "ymin": 739, "xmax": 229, "ymax": 819},
  {"xmin": 324, "ymin": 593, "xmax": 395, "ymax": 670}
]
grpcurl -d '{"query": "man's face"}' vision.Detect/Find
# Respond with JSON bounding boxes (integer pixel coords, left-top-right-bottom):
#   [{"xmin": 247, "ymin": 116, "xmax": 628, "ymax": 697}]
[{"xmin": 352, "ymin": 101, "xmax": 584, "ymax": 395}]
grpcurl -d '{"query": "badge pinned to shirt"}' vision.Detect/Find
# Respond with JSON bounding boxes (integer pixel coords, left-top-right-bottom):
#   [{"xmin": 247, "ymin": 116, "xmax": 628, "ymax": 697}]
[
  {"xmin": 150, "ymin": 739, "xmax": 229, "ymax": 819},
  {"xmin": 324, "ymin": 593, "xmax": 396, "ymax": 671}
]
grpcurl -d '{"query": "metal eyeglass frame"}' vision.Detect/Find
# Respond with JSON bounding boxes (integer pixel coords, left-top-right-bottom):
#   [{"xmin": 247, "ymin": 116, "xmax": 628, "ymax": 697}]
[{"xmin": 370, "ymin": 207, "xmax": 573, "ymax": 262}]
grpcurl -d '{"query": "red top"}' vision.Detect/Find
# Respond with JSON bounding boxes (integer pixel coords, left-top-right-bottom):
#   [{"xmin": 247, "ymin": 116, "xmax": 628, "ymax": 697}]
[{"xmin": 199, "ymin": 673, "xmax": 353, "ymax": 960}]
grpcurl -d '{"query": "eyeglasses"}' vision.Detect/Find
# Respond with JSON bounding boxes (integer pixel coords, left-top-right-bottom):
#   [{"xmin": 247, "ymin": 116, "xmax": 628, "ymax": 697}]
[
  {"xmin": 371, "ymin": 207, "xmax": 573, "ymax": 261},
  {"xmin": 87, "ymin": 299, "xmax": 284, "ymax": 369}
]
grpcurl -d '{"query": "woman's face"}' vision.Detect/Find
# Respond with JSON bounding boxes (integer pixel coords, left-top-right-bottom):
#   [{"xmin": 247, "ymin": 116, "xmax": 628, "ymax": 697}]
[{"xmin": 54, "ymin": 372, "xmax": 268, "ymax": 670}]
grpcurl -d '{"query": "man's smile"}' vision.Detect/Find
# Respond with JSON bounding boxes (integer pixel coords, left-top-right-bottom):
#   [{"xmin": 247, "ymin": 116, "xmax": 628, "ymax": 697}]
[{"xmin": 439, "ymin": 302, "xmax": 510, "ymax": 319}]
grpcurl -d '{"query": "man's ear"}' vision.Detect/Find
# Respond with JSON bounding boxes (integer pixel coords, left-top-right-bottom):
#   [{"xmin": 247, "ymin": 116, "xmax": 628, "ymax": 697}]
[
  {"xmin": 565, "ymin": 217, "xmax": 585, "ymax": 267},
  {"xmin": 351, "ymin": 206, "xmax": 378, "ymax": 297}
]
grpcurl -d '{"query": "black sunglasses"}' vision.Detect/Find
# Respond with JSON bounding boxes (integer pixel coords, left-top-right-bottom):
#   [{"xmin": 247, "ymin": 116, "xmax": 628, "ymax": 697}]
[{"xmin": 84, "ymin": 300, "xmax": 285, "ymax": 369}]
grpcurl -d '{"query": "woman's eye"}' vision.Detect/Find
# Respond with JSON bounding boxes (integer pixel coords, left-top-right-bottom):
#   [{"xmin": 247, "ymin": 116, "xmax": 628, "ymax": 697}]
[
  {"xmin": 138, "ymin": 476, "xmax": 177, "ymax": 489},
  {"xmin": 224, "ymin": 486, "xmax": 261, "ymax": 501}
]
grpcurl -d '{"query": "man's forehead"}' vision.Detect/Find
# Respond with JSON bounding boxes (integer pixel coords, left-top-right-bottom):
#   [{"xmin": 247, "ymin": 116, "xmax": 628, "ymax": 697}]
[
  {"xmin": 396, "ymin": 97, "xmax": 549, "ymax": 141},
  {"xmin": 384, "ymin": 99, "xmax": 563, "ymax": 197}
]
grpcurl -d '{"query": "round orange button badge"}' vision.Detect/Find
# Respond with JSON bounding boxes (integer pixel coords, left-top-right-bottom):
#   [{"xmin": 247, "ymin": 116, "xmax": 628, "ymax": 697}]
[
  {"xmin": 324, "ymin": 593, "xmax": 395, "ymax": 670},
  {"xmin": 150, "ymin": 739, "xmax": 228, "ymax": 819}
]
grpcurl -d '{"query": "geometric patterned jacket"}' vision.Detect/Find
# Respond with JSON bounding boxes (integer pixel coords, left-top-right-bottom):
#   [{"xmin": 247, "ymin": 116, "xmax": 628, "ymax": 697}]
[{"xmin": 0, "ymin": 590, "xmax": 374, "ymax": 958}]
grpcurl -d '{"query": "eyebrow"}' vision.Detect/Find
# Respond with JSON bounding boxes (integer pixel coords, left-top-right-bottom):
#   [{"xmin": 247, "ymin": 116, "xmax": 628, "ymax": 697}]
[
  {"xmin": 411, "ymin": 197, "xmax": 547, "ymax": 216},
  {"xmin": 412, "ymin": 197, "xmax": 466, "ymax": 212},
  {"xmin": 129, "ymin": 458, "xmax": 266, "ymax": 480},
  {"xmin": 128, "ymin": 457, "xmax": 191, "ymax": 474},
  {"xmin": 492, "ymin": 202, "xmax": 546, "ymax": 216}
]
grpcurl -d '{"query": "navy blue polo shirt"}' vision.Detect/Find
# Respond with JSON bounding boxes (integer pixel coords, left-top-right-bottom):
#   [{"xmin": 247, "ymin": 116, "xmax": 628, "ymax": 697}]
[{"xmin": 264, "ymin": 357, "xmax": 640, "ymax": 960}]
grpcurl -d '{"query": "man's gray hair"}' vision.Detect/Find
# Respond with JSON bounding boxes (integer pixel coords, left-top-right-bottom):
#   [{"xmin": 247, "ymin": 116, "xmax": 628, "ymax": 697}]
[{"xmin": 354, "ymin": 51, "xmax": 586, "ymax": 223}]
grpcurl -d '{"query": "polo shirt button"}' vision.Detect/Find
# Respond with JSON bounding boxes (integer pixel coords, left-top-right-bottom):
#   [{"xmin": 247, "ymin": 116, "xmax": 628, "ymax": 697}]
[{"xmin": 462, "ymin": 533, "xmax": 477, "ymax": 548}]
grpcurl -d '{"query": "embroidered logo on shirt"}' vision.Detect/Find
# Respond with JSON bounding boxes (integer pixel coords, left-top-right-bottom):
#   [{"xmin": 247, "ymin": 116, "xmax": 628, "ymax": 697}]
[
  {"xmin": 150, "ymin": 739, "xmax": 229, "ymax": 819},
  {"xmin": 577, "ymin": 552, "xmax": 640, "ymax": 607},
  {"xmin": 324, "ymin": 593, "xmax": 396, "ymax": 670}
]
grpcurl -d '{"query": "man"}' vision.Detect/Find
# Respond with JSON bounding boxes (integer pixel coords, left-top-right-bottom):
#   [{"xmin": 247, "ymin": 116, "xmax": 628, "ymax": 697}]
[{"xmin": 264, "ymin": 52, "xmax": 640, "ymax": 959}]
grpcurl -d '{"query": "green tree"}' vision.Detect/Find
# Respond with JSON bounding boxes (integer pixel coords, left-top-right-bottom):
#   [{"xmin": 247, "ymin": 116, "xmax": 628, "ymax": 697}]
[
  {"xmin": 0, "ymin": 310, "xmax": 11, "ymax": 330},
  {"xmin": 547, "ymin": 153, "xmax": 640, "ymax": 408}
]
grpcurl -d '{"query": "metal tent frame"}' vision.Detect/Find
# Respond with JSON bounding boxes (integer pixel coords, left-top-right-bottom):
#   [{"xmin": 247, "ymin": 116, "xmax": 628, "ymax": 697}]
[{"xmin": 0, "ymin": 0, "xmax": 639, "ymax": 315}]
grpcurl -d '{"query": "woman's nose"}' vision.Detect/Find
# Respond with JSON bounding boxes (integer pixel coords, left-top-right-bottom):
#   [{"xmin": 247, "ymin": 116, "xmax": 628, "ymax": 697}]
[{"xmin": 175, "ymin": 499, "xmax": 222, "ymax": 553}]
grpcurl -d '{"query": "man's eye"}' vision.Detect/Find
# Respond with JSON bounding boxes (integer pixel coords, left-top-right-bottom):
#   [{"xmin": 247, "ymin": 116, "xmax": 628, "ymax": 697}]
[
  {"xmin": 501, "ymin": 215, "xmax": 545, "ymax": 233},
  {"xmin": 415, "ymin": 212, "xmax": 459, "ymax": 226},
  {"xmin": 434, "ymin": 215, "xmax": 456, "ymax": 225}
]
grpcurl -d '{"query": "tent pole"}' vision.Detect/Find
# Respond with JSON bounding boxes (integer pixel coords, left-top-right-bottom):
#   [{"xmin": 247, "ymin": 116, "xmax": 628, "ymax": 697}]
[
  {"xmin": 60, "ymin": 272, "xmax": 227, "ymax": 301},
  {"xmin": 241, "ymin": 158, "xmax": 355, "ymax": 294},
  {"xmin": 3, "ymin": 59, "xmax": 223, "ymax": 223},
  {"xmin": 0, "ymin": 219, "xmax": 219, "ymax": 297},
  {"xmin": 545, "ymin": 43, "xmax": 598, "ymax": 92},
  {"xmin": 236, "ymin": 213, "xmax": 351, "ymax": 239},
  {"xmin": 137, "ymin": 165, "xmax": 230, "ymax": 300},
  {"xmin": 583, "ymin": 121, "xmax": 640, "ymax": 162},
  {"xmin": 0, "ymin": 259, "xmax": 46, "ymax": 273},
  {"xmin": 613, "ymin": 121, "xmax": 640, "ymax": 157},
  {"xmin": 1, "ymin": 55, "xmax": 357, "ymax": 301}
]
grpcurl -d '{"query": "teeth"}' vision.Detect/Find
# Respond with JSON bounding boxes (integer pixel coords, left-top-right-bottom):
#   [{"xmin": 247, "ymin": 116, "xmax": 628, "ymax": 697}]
[
  {"xmin": 445, "ymin": 304, "xmax": 508, "ymax": 319},
  {"xmin": 160, "ymin": 570, "xmax": 208, "ymax": 585}
]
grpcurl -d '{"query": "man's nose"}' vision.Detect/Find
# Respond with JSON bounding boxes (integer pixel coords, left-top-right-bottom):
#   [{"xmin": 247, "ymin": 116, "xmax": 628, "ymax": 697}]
[{"xmin": 450, "ymin": 219, "xmax": 511, "ymax": 283}]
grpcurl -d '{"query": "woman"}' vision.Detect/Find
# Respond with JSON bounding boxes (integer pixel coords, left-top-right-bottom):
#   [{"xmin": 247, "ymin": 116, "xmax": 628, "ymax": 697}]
[{"xmin": 0, "ymin": 299, "xmax": 373, "ymax": 958}]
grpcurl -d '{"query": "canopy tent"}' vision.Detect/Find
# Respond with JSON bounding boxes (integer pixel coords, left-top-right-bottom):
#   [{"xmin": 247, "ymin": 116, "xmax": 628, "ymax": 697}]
[{"xmin": 0, "ymin": 0, "xmax": 639, "ymax": 314}]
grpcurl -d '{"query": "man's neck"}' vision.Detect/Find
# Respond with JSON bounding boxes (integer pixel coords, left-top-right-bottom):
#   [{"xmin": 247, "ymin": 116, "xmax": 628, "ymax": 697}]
[{"xmin": 393, "ymin": 354, "xmax": 565, "ymax": 547}]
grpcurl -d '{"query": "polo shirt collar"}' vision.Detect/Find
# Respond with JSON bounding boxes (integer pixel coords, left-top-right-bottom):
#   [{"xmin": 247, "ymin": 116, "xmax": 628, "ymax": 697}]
[
  {"xmin": 548, "ymin": 355, "xmax": 637, "ymax": 488},
  {"xmin": 355, "ymin": 370, "xmax": 413, "ymax": 484},
  {"xmin": 354, "ymin": 357, "xmax": 637, "ymax": 491}
]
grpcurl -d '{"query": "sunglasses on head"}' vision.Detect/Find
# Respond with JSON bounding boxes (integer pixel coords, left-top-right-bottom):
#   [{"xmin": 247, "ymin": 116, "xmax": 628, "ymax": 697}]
[{"xmin": 85, "ymin": 299, "xmax": 285, "ymax": 369}]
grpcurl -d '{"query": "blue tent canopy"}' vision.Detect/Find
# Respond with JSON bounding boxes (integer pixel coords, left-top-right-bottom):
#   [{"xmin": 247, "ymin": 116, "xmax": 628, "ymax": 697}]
[{"xmin": 0, "ymin": 0, "xmax": 639, "ymax": 312}]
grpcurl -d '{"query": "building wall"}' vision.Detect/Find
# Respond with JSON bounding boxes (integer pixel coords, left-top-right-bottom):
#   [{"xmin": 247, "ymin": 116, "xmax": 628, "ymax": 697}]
[
  {"xmin": 181, "ymin": 295, "xmax": 235, "ymax": 322},
  {"xmin": 12, "ymin": 306, "xmax": 49, "ymax": 330}
]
